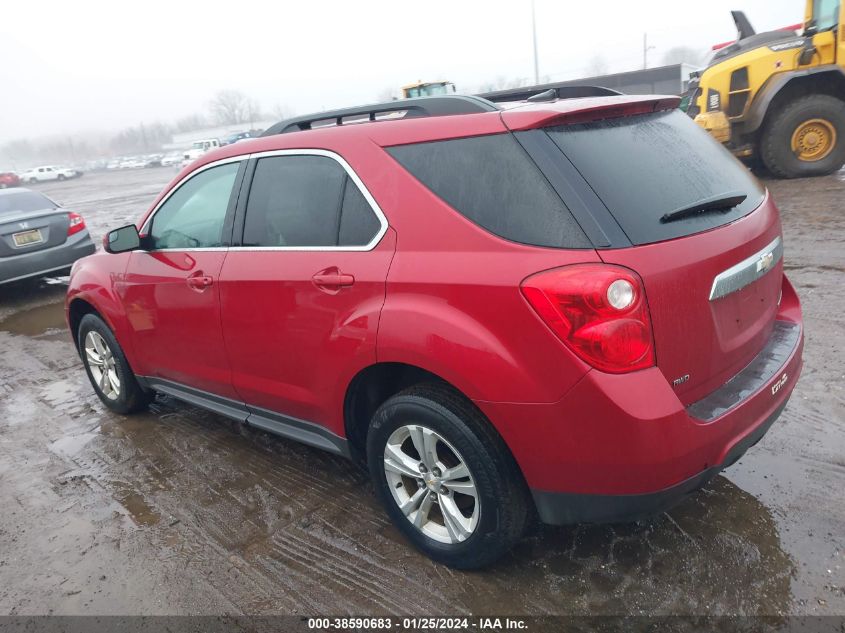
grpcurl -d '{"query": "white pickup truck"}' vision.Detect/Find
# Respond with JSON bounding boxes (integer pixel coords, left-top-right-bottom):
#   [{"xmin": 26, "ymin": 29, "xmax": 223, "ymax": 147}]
[
  {"xmin": 20, "ymin": 165, "xmax": 81, "ymax": 183},
  {"xmin": 181, "ymin": 138, "xmax": 222, "ymax": 168}
]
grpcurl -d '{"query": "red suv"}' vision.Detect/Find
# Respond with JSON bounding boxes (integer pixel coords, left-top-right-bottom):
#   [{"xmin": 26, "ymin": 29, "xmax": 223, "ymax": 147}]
[{"xmin": 66, "ymin": 91, "xmax": 803, "ymax": 568}]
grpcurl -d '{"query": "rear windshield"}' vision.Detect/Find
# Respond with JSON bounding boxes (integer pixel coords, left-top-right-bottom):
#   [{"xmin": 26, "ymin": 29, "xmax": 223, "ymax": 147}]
[
  {"xmin": 545, "ymin": 109, "xmax": 765, "ymax": 246},
  {"xmin": 0, "ymin": 191, "xmax": 57, "ymax": 216},
  {"xmin": 386, "ymin": 134, "xmax": 590, "ymax": 249}
]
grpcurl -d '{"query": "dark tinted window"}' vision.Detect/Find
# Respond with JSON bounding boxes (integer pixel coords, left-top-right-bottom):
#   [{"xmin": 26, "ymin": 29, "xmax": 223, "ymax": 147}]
[
  {"xmin": 546, "ymin": 109, "xmax": 765, "ymax": 246},
  {"xmin": 244, "ymin": 155, "xmax": 344, "ymax": 247},
  {"xmin": 243, "ymin": 155, "xmax": 381, "ymax": 248},
  {"xmin": 0, "ymin": 191, "xmax": 58, "ymax": 216},
  {"xmin": 151, "ymin": 162, "xmax": 239, "ymax": 249},
  {"xmin": 387, "ymin": 133, "xmax": 590, "ymax": 248},
  {"xmin": 339, "ymin": 180, "xmax": 381, "ymax": 246}
]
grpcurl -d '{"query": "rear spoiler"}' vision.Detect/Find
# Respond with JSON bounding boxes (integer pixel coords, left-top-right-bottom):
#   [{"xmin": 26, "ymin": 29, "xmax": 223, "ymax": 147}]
[{"xmin": 501, "ymin": 95, "xmax": 681, "ymax": 131}]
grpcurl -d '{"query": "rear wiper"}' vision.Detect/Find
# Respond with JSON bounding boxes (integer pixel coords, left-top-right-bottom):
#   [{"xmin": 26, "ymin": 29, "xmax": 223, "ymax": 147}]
[{"xmin": 660, "ymin": 192, "xmax": 747, "ymax": 223}]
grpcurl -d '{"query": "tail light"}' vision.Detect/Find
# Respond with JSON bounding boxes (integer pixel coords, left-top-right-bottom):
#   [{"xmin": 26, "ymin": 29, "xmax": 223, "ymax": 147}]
[
  {"xmin": 521, "ymin": 264, "xmax": 655, "ymax": 373},
  {"xmin": 67, "ymin": 212, "xmax": 86, "ymax": 236}
]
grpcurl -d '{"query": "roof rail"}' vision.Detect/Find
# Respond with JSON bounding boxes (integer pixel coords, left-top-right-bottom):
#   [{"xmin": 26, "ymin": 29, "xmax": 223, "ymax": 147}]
[
  {"xmin": 479, "ymin": 84, "xmax": 622, "ymax": 104},
  {"xmin": 261, "ymin": 95, "xmax": 499, "ymax": 137}
]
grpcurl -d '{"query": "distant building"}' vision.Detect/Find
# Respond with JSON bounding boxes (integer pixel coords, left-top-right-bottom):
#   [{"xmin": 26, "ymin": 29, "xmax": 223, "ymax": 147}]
[{"xmin": 479, "ymin": 63, "xmax": 699, "ymax": 101}]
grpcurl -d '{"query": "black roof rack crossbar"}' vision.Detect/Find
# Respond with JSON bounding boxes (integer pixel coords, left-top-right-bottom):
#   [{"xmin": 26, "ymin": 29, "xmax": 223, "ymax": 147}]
[
  {"xmin": 479, "ymin": 84, "xmax": 621, "ymax": 104},
  {"xmin": 261, "ymin": 95, "xmax": 499, "ymax": 136}
]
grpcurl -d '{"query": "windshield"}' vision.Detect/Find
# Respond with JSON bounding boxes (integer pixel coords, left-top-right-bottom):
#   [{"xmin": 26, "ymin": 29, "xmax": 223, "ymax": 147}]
[
  {"xmin": 813, "ymin": 0, "xmax": 839, "ymax": 30},
  {"xmin": 0, "ymin": 191, "xmax": 58, "ymax": 216}
]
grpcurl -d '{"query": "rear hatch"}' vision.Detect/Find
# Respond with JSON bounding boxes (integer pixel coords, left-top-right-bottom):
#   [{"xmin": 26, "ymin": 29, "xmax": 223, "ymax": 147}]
[
  {"xmin": 503, "ymin": 104, "xmax": 780, "ymax": 405},
  {"xmin": 0, "ymin": 190, "xmax": 70, "ymax": 257}
]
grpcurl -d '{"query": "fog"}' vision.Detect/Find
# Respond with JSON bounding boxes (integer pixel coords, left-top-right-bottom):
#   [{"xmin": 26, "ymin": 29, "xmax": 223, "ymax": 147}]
[{"xmin": 1, "ymin": 0, "xmax": 800, "ymax": 158}]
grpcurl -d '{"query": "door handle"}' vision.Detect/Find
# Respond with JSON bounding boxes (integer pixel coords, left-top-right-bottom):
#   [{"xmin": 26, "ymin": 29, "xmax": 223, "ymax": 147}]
[
  {"xmin": 312, "ymin": 268, "xmax": 355, "ymax": 292},
  {"xmin": 186, "ymin": 273, "xmax": 213, "ymax": 290}
]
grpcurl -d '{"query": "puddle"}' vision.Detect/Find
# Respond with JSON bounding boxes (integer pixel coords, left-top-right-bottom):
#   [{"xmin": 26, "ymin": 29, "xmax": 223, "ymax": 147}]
[
  {"xmin": 0, "ymin": 300, "xmax": 67, "ymax": 337},
  {"xmin": 115, "ymin": 489, "xmax": 161, "ymax": 527}
]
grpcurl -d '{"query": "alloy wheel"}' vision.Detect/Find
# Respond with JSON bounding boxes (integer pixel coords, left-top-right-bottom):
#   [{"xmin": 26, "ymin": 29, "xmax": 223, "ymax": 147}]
[
  {"xmin": 383, "ymin": 424, "xmax": 479, "ymax": 544},
  {"xmin": 84, "ymin": 331, "xmax": 121, "ymax": 401}
]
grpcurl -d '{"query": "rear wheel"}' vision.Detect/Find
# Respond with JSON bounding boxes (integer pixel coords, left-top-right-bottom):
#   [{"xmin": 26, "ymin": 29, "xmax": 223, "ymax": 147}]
[
  {"xmin": 367, "ymin": 384, "xmax": 529, "ymax": 569},
  {"xmin": 78, "ymin": 314, "xmax": 150, "ymax": 414},
  {"xmin": 760, "ymin": 94, "xmax": 845, "ymax": 178}
]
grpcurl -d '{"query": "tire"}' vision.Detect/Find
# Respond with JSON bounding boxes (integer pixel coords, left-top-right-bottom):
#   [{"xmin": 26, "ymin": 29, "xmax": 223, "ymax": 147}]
[
  {"xmin": 0, "ymin": 183, "xmax": 6, "ymax": 189},
  {"xmin": 77, "ymin": 314, "xmax": 150, "ymax": 414},
  {"xmin": 57, "ymin": 174, "xmax": 66, "ymax": 181},
  {"xmin": 28, "ymin": 178, "xmax": 37, "ymax": 184},
  {"xmin": 760, "ymin": 94, "xmax": 845, "ymax": 178},
  {"xmin": 367, "ymin": 383, "xmax": 530, "ymax": 569}
]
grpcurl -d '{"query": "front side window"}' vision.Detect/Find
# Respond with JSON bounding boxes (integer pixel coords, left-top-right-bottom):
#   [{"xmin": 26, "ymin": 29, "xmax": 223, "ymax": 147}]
[
  {"xmin": 150, "ymin": 162, "xmax": 239, "ymax": 249},
  {"xmin": 242, "ymin": 154, "xmax": 382, "ymax": 248},
  {"xmin": 813, "ymin": 0, "xmax": 839, "ymax": 30}
]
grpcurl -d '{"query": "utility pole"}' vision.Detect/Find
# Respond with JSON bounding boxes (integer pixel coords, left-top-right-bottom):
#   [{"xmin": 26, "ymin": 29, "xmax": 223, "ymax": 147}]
[
  {"xmin": 643, "ymin": 32, "xmax": 655, "ymax": 70},
  {"xmin": 532, "ymin": 0, "xmax": 540, "ymax": 84}
]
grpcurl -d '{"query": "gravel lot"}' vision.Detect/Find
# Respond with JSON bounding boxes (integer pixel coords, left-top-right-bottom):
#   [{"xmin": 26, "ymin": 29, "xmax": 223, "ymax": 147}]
[{"xmin": 0, "ymin": 167, "xmax": 842, "ymax": 616}]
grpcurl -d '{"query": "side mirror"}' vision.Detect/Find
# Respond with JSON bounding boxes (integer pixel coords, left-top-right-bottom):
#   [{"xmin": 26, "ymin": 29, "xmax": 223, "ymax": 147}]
[{"xmin": 103, "ymin": 224, "xmax": 141, "ymax": 253}]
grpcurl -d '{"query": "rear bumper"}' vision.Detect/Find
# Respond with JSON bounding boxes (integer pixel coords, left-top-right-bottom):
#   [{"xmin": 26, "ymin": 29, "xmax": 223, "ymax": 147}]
[
  {"xmin": 531, "ymin": 400, "xmax": 787, "ymax": 524},
  {"xmin": 475, "ymin": 276, "xmax": 803, "ymax": 524},
  {"xmin": 0, "ymin": 231, "xmax": 96, "ymax": 284}
]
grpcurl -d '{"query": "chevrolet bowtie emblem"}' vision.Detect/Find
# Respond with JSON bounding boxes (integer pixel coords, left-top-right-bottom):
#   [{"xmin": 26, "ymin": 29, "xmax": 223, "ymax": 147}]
[{"xmin": 756, "ymin": 251, "xmax": 774, "ymax": 273}]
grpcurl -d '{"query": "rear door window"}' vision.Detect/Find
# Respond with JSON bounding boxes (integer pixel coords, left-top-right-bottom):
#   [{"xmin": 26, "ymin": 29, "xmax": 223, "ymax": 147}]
[
  {"xmin": 242, "ymin": 154, "xmax": 382, "ymax": 248},
  {"xmin": 545, "ymin": 109, "xmax": 765, "ymax": 246},
  {"xmin": 386, "ymin": 134, "xmax": 590, "ymax": 249}
]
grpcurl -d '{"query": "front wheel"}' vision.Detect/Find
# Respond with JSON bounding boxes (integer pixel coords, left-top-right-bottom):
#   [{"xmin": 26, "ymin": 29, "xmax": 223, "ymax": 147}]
[
  {"xmin": 57, "ymin": 174, "xmax": 66, "ymax": 181},
  {"xmin": 760, "ymin": 94, "xmax": 845, "ymax": 178},
  {"xmin": 78, "ymin": 314, "xmax": 150, "ymax": 414},
  {"xmin": 367, "ymin": 384, "xmax": 529, "ymax": 569}
]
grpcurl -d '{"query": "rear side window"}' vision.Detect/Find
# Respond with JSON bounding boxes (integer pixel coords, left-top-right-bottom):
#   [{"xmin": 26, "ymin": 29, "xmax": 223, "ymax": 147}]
[
  {"xmin": 545, "ymin": 109, "xmax": 765, "ymax": 246},
  {"xmin": 339, "ymin": 181, "xmax": 381, "ymax": 246},
  {"xmin": 387, "ymin": 134, "xmax": 590, "ymax": 249},
  {"xmin": 242, "ymin": 155, "xmax": 382, "ymax": 248}
]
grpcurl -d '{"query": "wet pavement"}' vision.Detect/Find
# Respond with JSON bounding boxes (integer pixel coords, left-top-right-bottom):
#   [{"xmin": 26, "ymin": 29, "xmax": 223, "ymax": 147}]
[{"xmin": 0, "ymin": 168, "xmax": 843, "ymax": 616}]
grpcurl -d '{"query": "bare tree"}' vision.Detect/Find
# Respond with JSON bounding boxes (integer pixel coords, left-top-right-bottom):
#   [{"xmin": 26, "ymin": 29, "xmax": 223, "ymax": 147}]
[
  {"xmin": 585, "ymin": 55, "xmax": 610, "ymax": 76},
  {"xmin": 174, "ymin": 113, "xmax": 207, "ymax": 133},
  {"xmin": 662, "ymin": 46, "xmax": 703, "ymax": 66},
  {"xmin": 244, "ymin": 98, "xmax": 264, "ymax": 127},
  {"xmin": 270, "ymin": 103, "xmax": 292, "ymax": 120},
  {"xmin": 209, "ymin": 90, "xmax": 251, "ymax": 125}
]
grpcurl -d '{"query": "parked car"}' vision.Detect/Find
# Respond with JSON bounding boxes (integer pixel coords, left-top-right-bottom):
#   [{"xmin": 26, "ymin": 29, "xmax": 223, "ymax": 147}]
[
  {"xmin": 0, "ymin": 172, "xmax": 20, "ymax": 189},
  {"xmin": 20, "ymin": 165, "xmax": 81, "ymax": 183},
  {"xmin": 160, "ymin": 153, "xmax": 183, "ymax": 167},
  {"xmin": 0, "ymin": 188, "xmax": 95, "ymax": 284},
  {"xmin": 66, "ymin": 93, "xmax": 803, "ymax": 568},
  {"xmin": 223, "ymin": 131, "xmax": 253, "ymax": 145}
]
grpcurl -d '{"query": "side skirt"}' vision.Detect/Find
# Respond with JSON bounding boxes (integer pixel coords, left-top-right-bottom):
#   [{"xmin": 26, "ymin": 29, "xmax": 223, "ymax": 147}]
[{"xmin": 137, "ymin": 376, "xmax": 350, "ymax": 458}]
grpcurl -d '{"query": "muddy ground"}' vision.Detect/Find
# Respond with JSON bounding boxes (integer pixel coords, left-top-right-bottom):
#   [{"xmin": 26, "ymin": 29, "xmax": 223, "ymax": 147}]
[{"xmin": 0, "ymin": 168, "xmax": 842, "ymax": 616}]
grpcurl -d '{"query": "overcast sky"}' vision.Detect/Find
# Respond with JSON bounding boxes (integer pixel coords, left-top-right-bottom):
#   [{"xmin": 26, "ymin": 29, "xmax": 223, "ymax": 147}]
[{"xmin": 1, "ymin": 0, "xmax": 802, "ymax": 144}]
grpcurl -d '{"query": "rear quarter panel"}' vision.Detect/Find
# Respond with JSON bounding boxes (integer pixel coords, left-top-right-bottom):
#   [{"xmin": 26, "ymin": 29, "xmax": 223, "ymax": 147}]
[{"xmin": 359, "ymin": 135, "xmax": 601, "ymax": 404}]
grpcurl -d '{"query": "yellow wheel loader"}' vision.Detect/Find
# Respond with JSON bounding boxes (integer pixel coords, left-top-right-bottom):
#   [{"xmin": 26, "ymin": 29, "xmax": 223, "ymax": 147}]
[
  {"xmin": 685, "ymin": 0, "xmax": 845, "ymax": 177},
  {"xmin": 401, "ymin": 81, "xmax": 457, "ymax": 99}
]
